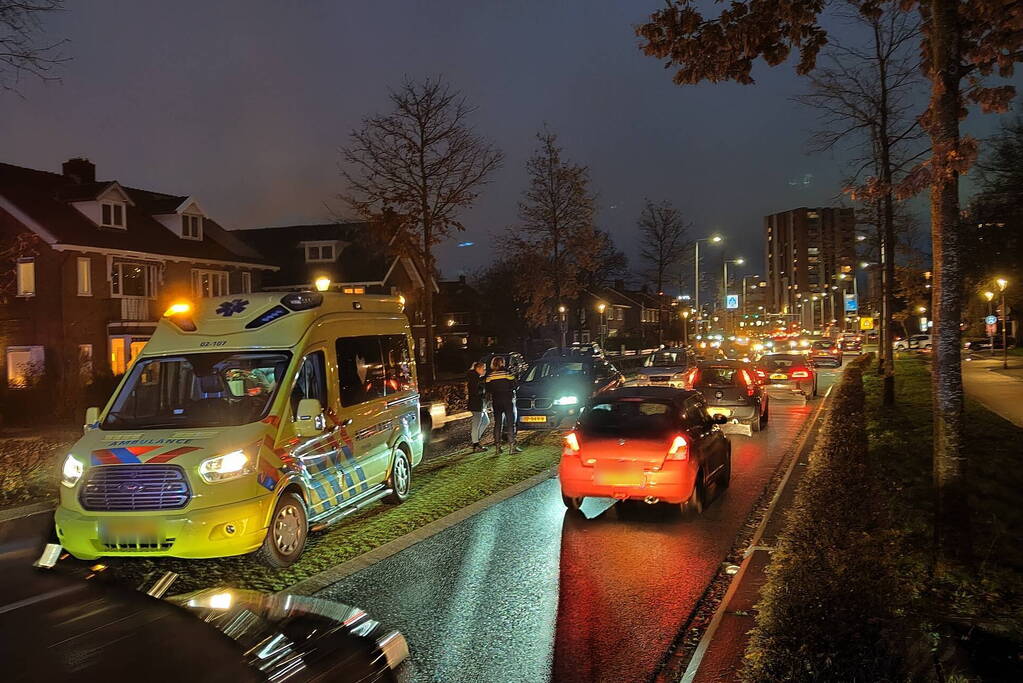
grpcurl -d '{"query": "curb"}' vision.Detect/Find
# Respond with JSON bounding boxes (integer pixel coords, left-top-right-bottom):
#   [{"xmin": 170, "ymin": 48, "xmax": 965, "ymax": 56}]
[
  {"xmin": 680, "ymin": 382, "xmax": 833, "ymax": 683},
  {"xmin": 0, "ymin": 501, "xmax": 54, "ymax": 524},
  {"xmin": 281, "ymin": 465, "xmax": 558, "ymax": 596}
]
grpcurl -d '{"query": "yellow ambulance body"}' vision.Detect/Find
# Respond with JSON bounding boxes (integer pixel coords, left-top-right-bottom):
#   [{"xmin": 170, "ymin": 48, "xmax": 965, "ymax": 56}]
[{"xmin": 54, "ymin": 291, "xmax": 423, "ymax": 567}]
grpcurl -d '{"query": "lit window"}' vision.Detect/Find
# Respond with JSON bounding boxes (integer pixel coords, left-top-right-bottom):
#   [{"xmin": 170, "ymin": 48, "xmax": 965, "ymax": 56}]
[
  {"xmin": 191, "ymin": 269, "xmax": 229, "ymax": 297},
  {"xmin": 77, "ymin": 257, "xmax": 92, "ymax": 296},
  {"xmin": 305, "ymin": 242, "xmax": 336, "ymax": 263},
  {"xmin": 16, "ymin": 259, "xmax": 35, "ymax": 296},
  {"xmin": 101, "ymin": 202, "xmax": 125, "ymax": 228},
  {"xmin": 6, "ymin": 345, "xmax": 44, "ymax": 388},
  {"xmin": 181, "ymin": 214, "xmax": 203, "ymax": 240},
  {"xmin": 342, "ymin": 286, "xmax": 366, "ymax": 294},
  {"xmin": 241, "ymin": 272, "xmax": 252, "ymax": 294}
]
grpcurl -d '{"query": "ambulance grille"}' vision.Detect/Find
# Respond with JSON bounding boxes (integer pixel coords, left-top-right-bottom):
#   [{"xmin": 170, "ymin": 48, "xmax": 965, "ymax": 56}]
[{"xmin": 80, "ymin": 465, "xmax": 191, "ymax": 511}]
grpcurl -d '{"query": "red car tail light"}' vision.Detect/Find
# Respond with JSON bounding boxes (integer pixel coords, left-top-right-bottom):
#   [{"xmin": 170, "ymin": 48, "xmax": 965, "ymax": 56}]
[
  {"xmin": 791, "ymin": 368, "xmax": 810, "ymax": 379},
  {"xmin": 740, "ymin": 369, "xmax": 755, "ymax": 396},
  {"xmin": 665, "ymin": 434, "xmax": 689, "ymax": 461},
  {"xmin": 685, "ymin": 368, "xmax": 699, "ymax": 388}
]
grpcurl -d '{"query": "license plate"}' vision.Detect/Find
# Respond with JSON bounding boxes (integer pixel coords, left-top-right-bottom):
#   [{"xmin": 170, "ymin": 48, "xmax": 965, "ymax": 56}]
[
  {"xmin": 594, "ymin": 465, "xmax": 644, "ymax": 487},
  {"xmin": 521, "ymin": 415, "xmax": 547, "ymax": 423},
  {"xmin": 707, "ymin": 407, "xmax": 732, "ymax": 417},
  {"xmin": 770, "ymin": 373, "xmax": 788, "ymax": 380},
  {"xmin": 100, "ymin": 519, "xmax": 161, "ymax": 540}
]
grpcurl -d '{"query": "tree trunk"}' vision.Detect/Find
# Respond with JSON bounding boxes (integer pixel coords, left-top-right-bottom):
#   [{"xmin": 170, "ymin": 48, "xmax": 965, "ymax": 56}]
[
  {"xmin": 876, "ymin": 199, "xmax": 887, "ymax": 376},
  {"xmin": 874, "ymin": 18, "xmax": 897, "ymax": 406},
  {"xmin": 928, "ymin": 0, "xmax": 971, "ymax": 570}
]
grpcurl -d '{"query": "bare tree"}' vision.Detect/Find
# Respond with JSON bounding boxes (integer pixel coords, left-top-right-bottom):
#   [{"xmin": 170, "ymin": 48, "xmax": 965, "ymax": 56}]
[
  {"xmin": 795, "ymin": 1, "xmax": 925, "ymax": 406},
  {"xmin": 341, "ymin": 76, "xmax": 503, "ymax": 383},
  {"xmin": 1, "ymin": 0, "xmax": 65, "ymax": 93},
  {"xmin": 505, "ymin": 128, "xmax": 598, "ymax": 346},
  {"xmin": 637, "ymin": 199, "xmax": 690, "ymax": 342}
]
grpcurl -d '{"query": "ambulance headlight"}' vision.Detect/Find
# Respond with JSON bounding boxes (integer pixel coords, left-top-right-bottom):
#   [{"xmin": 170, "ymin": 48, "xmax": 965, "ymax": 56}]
[
  {"xmin": 553, "ymin": 395, "xmax": 578, "ymax": 406},
  {"xmin": 198, "ymin": 450, "xmax": 252, "ymax": 483},
  {"xmin": 61, "ymin": 455, "xmax": 84, "ymax": 488}
]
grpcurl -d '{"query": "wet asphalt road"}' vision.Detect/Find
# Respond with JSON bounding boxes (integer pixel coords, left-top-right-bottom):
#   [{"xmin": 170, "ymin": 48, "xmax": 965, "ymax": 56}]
[{"xmin": 318, "ymin": 368, "xmax": 843, "ymax": 683}]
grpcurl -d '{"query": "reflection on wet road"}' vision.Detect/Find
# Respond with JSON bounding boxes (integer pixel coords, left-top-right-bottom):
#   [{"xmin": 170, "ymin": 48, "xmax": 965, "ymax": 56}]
[{"xmin": 318, "ymin": 370, "xmax": 840, "ymax": 682}]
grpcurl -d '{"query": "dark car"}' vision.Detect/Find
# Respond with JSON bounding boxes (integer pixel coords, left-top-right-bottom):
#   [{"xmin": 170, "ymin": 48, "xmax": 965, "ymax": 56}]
[
  {"xmin": 559, "ymin": 386, "xmax": 731, "ymax": 513},
  {"xmin": 687, "ymin": 360, "xmax": 769, "ymax": 431},
  {"xmin": 760, "ymin": 352, "xmax": 818, "ymax": 399},
  {"xmin": 4, "ymin": 573, "xmax": 409, "ymax": 682},
  {"xmin": 479, "ymin": 351, "xmax": 528, "ymax": 377},
  {"xmin": 809, "ymin": 339, "xmax": 843, "ymax": 367},
  {"xmin": 964, "ymin": 337, "xmax": 1014, "ymax": 351},
  {"xmin": 839, "ymin": 335, "xmax": 863, "ymax": 353},
  {"xmin": 517, "ymin": 357, "xmax": 622, "ymax": 429},
  {"xmin": 541, "ymin": 342, "xmax": 604, "ymax": 359}
]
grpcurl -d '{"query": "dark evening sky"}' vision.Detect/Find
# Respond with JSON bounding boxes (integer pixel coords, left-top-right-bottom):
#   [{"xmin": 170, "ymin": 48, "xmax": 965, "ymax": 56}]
[{"xmin": 0, "ymin": 0, "xmax": 1011, "ymax": 285}]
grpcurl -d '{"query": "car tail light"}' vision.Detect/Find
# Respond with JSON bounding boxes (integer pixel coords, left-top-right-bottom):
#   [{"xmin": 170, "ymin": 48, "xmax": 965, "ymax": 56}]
[
  {"xmin": 665, "ymin": 434, "xmax": 689, "ymax": 461},
  {"xmin": 686, "ymin": 369, "xmax": 699, "ymax": 388},
  {"xmin": 791, "ymin": 368, "xmax": 810, "ymax": 379},
  {"xmin": 740, "ymin": 369, "xmax": 755, "ymax": 396},
  {"xmin": 563, "ymin": 432, "xmax": 580, "ymax": 457}
]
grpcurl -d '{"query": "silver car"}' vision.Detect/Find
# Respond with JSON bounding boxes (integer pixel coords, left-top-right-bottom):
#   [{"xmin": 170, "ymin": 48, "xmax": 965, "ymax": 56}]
[{"xmin": 623, "ymin": 348, "xmax": 694, "ymax": 388}]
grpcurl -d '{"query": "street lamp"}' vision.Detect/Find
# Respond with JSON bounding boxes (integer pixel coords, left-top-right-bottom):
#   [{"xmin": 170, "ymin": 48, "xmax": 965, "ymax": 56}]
[
  {"xmin": 558, "ymin": 304, "xmax": 567, "ymax": 350},
  {"xmin": 983, "ymin": 290, "xmax": 996, "ymax": 356},
  {"xmin": 597, "ymin": 302, "xmax": 607, "ymax": 350},
  {"xmin": 681, "ymin": 308, "xmax": 691, "ymax": 348},
  {"xmin": 723, "ymin": 256, "xmax": 743, "ymax": 334},
  {"xmin": 996, "ymin": 278, "xmax": 1009, "ymax": 369},
  {"xmin": 693, "ymin": 235, "xmax": 723, "ymax": 320}
]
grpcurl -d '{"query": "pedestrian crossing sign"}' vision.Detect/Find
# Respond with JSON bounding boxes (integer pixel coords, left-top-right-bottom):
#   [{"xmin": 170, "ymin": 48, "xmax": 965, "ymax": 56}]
[{"xmin": 859, "ymin": 317, "xmax": 874, "ymax": 330}]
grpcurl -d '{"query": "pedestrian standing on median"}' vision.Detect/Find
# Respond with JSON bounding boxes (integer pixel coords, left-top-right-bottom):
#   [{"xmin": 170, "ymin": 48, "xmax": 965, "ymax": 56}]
[
  {"xmin": 485, "ymin": 356, "xmax": 522, "ymax": 454},
  {"xmin": 467, "ymin": 361, "xmax": 489, "ymax": 452}
]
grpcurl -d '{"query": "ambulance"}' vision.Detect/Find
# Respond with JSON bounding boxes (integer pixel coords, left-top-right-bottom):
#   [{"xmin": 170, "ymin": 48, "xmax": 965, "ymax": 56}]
[{"xmin": 54, "ymin": 291, "xmax": 423, "ymax": 567}]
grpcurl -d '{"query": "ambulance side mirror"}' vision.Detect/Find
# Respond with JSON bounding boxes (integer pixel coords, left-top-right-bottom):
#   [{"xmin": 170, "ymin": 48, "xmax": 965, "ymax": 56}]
[
  {"xmin": 84, "ymin": 406, "xmax": 100, "ymax": 432},
  {"xmin": 295, "ymin": 398, "xmax": 326, "ymax": 437}
]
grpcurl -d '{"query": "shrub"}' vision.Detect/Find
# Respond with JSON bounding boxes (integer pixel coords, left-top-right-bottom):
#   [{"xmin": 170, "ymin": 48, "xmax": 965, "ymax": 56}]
[
  {"xmin": 743, "ymin": 355, "xmax": 908, "ymax": 682},
  {"xmin": 0, "ymin": 436, "xmax": 72, "ymax": 508}
]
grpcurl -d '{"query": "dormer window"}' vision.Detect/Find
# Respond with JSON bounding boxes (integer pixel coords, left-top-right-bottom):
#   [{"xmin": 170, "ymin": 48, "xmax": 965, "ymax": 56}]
[
  {"xmin": 181, "ymin": 214, "xmax": 203, "ymax": 240},
  {"xmin": 101, "ymin": 202, "xmax": 125, "ymax": 228},
  {"xmin": 305, "ymin": 241, "xmax": 336, "ymax": 263}
]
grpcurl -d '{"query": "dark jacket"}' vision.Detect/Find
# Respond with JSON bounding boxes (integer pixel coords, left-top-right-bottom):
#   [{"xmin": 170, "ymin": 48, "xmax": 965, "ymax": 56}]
[
  {"xmin": 485, "ymin": 370, "xmax": 517, "ymax": 405},
  {"xmin": 466, "ymin": 370, "xmax": 486, "ymax": 412}
]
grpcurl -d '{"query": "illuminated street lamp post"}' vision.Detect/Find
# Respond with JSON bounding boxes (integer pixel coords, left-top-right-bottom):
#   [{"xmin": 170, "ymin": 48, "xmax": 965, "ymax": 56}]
[
  {"xmin": 997, "ymin": 278, "xmax": 1009, "ymax": 369},
  {"xmin": 723, "ymin": 256, "xmax": 743, "ymax": 333},
  {"xmin": 597, "ymin": 302, "xmax": 607, "ymax": 350},
  {"xmin": 558, "ymin": 304, "xmax": 567, "ymax": 350},
  {"xmin": 982, "ymin": 290, "xmax": 990, "ymax": 359},
  {"xmin": 681, "ymin": 308, "xmax": 691, "ymax": 348},
  {"xmin": 693, "ymin": 235, "xmax": 723, "ymax": 320}
]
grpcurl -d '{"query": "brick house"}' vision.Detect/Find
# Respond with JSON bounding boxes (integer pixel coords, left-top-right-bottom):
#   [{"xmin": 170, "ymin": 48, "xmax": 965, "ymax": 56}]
[
  {"xmin": 236, "ymin": 222, "xmax": 437, "ymax": 361},
  {"xmin": 0, "ymin": 158, "xmax": 274, "ymax": 418}
]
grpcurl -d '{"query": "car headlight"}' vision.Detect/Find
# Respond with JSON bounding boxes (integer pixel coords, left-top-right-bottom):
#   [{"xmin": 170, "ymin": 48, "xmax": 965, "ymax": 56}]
[
  {"xmin": 61, "ymin": 455, "xmax": 84, "ymax": 488},
  {"xmin": 553, "ymin": 395, "xmax": 578, "ymax": 406},
  {"xmin": 198, "ymin": 450, "xmax": 252, "ymax": 483}
]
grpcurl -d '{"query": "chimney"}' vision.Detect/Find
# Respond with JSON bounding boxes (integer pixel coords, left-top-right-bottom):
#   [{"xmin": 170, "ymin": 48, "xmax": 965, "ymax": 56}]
[
  {"xmin": 62, "ymin": 157, "xmax": 95, "ymax": 184},
  {"xmin": 613, "ymin": 279, "xmax": 625, "ymax": 291}
]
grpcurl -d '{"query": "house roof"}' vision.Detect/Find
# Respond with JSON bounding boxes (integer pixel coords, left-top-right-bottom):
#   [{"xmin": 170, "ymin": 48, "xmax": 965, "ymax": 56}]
[
  {"xmin": 0, "ymin": 161, "xmax": 271, "ymax": 268},
  {"xmin": 237, "ymin": 222, "xmax": 412, "ymax": 289}
]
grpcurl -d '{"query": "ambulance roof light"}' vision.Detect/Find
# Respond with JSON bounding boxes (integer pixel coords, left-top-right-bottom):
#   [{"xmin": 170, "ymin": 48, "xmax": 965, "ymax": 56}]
[{"xmin": 281, "ymin": 291, "xmax": 323, "ymax": 311}]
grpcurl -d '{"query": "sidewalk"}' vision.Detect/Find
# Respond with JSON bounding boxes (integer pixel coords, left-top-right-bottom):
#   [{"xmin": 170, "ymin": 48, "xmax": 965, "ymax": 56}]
[{"xmin": 963, "ymin": 356, "xmax": 1023, "ymax": 428}]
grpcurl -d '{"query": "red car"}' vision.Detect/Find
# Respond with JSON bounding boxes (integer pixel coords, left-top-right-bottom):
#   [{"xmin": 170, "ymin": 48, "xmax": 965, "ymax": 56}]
[
  {"xmin": 809, "ymin": 340, "xmax": 843, "ymax": 368},
  {"xmin": 559, "ymin": 387, "xmax": 732, "ymax": 514}
]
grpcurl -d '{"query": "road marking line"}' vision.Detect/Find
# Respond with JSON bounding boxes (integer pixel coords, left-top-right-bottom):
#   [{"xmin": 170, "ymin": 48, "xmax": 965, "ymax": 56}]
[{"xmin": 680, "ymin": 373, "xmax": 833, "ymax": 683}]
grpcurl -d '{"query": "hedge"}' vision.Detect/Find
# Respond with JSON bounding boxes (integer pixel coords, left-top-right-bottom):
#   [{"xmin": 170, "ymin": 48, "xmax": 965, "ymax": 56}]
[{"xmin": 742, "ymin": 355, "xmax": 908, "ymax": 682}]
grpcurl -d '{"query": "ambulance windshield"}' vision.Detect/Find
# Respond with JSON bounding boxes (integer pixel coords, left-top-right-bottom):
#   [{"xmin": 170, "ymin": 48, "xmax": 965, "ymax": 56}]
[{"xmin": 103, "ymin": 351, "xmax": 292, "ymax": 429}]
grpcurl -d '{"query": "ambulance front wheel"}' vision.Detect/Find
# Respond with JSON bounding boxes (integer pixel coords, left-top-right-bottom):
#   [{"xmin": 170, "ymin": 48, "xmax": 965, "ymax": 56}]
[
  {"xmin": 255, "ymin": 491, "xmax": 308, "ymax": 568},
  {"xmin": 386, "ymin": 449, "xmax": 412, "ymax": 504}
]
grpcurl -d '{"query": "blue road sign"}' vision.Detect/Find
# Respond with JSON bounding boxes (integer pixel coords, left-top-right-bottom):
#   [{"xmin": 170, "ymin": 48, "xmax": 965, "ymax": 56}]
[
  {"xmin": 844, "ymin": 293, "xmax": 858, "ymax": 312},
  {"xmin": 725, "ymin": 294, "xmax": 739, "ymax": 310},
  {"xmin": 985, "ymin": 315, "xmax": 997, "ymax": 325}
]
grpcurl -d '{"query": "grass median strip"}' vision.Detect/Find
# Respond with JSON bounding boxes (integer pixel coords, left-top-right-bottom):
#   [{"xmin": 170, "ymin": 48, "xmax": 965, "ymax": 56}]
[{"xmin": 100, "ymin": 432, "xmax": 563, "ymax": 594}]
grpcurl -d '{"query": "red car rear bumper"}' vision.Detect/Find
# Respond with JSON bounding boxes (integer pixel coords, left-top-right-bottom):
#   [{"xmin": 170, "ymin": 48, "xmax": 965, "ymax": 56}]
[{"xmin": 558, "ymin": 457, "xmax": 696, "ymax": 504}]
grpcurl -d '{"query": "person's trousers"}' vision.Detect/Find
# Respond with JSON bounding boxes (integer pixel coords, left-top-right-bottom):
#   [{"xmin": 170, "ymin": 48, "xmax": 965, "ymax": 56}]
[
  {"xmin": 470, "ymin": 409, "xmax": 490, "ymax": 444},
  {"xmin": 492, "ymin": 401, "xmax": 516, "ymax": 446}
]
